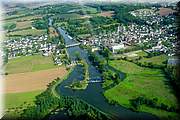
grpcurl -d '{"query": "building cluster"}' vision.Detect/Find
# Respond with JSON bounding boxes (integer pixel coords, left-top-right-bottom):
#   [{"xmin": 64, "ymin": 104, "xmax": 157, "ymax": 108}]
[
  {"xmin": 81, "ymin": 8, "xmax": 176, "ymax": 55},
  {"xmin": 130, "ymin": 8, "xmax": 157, "ymax": 18},
  {"xmin": 4, "ymin": 35, "xmax": 65, "ymax": 65}
]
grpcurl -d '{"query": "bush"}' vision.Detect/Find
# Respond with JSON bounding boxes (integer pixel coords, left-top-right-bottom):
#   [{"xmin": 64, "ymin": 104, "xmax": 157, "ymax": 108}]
[
  {"xmin": 32, "ymin": 20, "xmax": 48, "ymax": 30},
  {"xmin": 130, "ymin": 96, "xmax": 177, "ymax": 112}
]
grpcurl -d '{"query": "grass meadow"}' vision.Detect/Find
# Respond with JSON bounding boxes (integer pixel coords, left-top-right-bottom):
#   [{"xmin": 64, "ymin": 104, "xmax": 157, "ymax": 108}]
[
  {"xmin": 6, "ymin": 55, "xmax": 57, "ymax": 74},
  {"xmin": 104, "ymin": 60, "xmax": 178, "ymax": 119},
  {"xmin": 139, "ymin": 54, "xmax": 168, "ymax": 66},
  {"xmin": 4, "ymin": 90, "xmax": 43, "ymax": 119},
  {"xmin": 5, "ymin": 90, "xmax": 43, "ymax": 109}
]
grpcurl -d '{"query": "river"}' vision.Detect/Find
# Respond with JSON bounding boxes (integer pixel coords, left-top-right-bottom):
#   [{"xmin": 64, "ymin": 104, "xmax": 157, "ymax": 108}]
[{"xmin": 47, "ymin": 27, "xmax": 158, "ymax": 120}]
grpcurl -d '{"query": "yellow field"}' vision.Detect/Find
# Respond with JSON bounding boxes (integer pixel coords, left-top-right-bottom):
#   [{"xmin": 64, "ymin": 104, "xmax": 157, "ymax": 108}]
[{"xmin": 5, "ymin": 67, "xmax": 67, "ymax": 93}]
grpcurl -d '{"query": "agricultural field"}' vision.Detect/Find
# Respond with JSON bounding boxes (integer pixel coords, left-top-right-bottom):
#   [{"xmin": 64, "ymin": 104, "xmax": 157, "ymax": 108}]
[
  {"xmin": 15, "ymin": 21, "xmax": 32, "ymax": 29},
  {"xmin": 6, "ymin": 55, "xmax": 57, "ymax": 74},
  {"xmin": 4, "ymin": 90, "xmax": 43, "ymax": 119},
  {"xmin": 80, "ymin": 15, "xmax": 92, "ymax": 19},
  {"xmin": 4, "ymin": 55, "xmax": 68, "ymax": 118},
  {"xmin": 112, "ymin": 50, "xmax": 148, "ymax": 60},
  {"xmin": 97, "ymin": 11, "xmax": 115, "ymax": 17},
  {"xmin": 4, "ymin": 14, "xmax": 43, "ymax": 34},
  {"xmin": 104, "ymin": 60, "xmax": 178, "ymax": 119},
  {"xmin": 136, "ymin": 50, "xmax": 148, "ymax": 57},
  {"xmin": 3, "ymin": 22, "xmax": 16, "ymax": 31},
  {"xmin": 123, "ymin": 50, "xmax": 148, "ymax": 58},
  {"xmin": 5, "ymin": 15, "xmax": 42, "ymax": 23},
  {"xmin": 81, "ymin": 6, "xmax": 98, "ymax": 14},
  {"xmin": 158, "ymin": 7, "xmax": 177, "ymax": 16},
  {"xmin": 3, "ymin": 16, "xmax": 42, "ymax": 37},
  {"xmin": 4, "ymin": 14, "xmax": 25, "ymax": 20},
  {"xmin": 7, "ymin": 28, "xmax": 46, "ymax": 36},
  {"xmin": 139, "ymin": 54, "xmax": 168, "ymax": 66},
  {"xmin": 5, "ymin": 90, "xmax": 43, "ymax": 109},
  {"xmin": 2, "ymin": 2, "xmax": 179, "ymax": 120},
  {"xmin": 5, "ymin": 67, "xmax": 67, "ymax": 93},
  {"xmin": 57, "ymin": 13, "xmax": 82, "ymax": 19}
]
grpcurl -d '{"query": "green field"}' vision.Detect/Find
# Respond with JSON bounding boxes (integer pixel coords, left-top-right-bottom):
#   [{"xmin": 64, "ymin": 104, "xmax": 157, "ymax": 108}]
[
  {"xmin": 5, "ymin": 14, "xmax": 25, "ymax": 20},
  {"xmin": 136, "ymin": 50, "xmax": 148, "ymax": 57},
  {"xmin": 139, "ymin": 54, "xmax": 168, "ymax": 66},
  {"xmin": 5, "ymin": 15, "xmax": 42, "ymax": 23},
  {"xmin": 6, "ymin": 55, "xmax": 57, "ymax": 74},
  {"xmin": 58, "ymin": 13, "xmax": 82, "ymax": 19},
  {"xmin": 3, "ymin": 22, "xmax": 16, "ymax": 31},
  {"xmin": 7, "ymin": 28, "xmax": 46, "ymax": 36},
  {"xmin": 104, "ymin": 60, "xmax": 178, "ymax": 119},
  {"xmin": 112, "ymin": 50, "xmax": 148, "ymax": 60},
  {"xmin": 102, "ymin": 79, "xmax": 114, "ymax": 88},
  {"xmin": 5, "ymin": 90, "xmax": 43, "ymax": 109},
  {"xmin": 81, "ymin": 6, "xmax": 98, "ymax": 14},
  {"xmin": 4, "ymin": 90, "xmax": 43, "ymax": 119}
]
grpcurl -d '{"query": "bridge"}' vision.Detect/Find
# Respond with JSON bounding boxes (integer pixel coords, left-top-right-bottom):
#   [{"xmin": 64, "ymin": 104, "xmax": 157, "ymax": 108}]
[
  {"xmin": 65, "ymin": 43, "xmax": 81, "ymax": 48},
  {"xmin": 88, "ymin": 80, "xmax": 104, "ymax": 83},
  {"xmin": 88, "ymin": 77, "xmax": 104, "ymax": 83}
]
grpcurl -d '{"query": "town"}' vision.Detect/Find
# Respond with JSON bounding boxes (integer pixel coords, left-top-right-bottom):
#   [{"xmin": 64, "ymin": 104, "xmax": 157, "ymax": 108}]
[
  {"xmin": 81, "ymin": 8, "xmax": 176, "ymax": 56},
  {"xmin": 2, "ymin": 1, "xmax": 179, "ymax": 120},
  {"xmin": 4, "ymin": 7, "xmax": 176, "ymax": 60}
]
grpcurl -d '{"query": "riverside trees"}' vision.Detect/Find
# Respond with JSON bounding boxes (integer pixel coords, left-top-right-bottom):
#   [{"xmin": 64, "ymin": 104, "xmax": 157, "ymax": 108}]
[{"xmin": 22, "ymin": 78, "xmax": 109, "ymax": 120}]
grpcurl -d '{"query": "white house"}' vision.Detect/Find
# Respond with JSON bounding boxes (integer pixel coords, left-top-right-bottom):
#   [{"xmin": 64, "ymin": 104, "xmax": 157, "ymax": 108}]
[{"xmin": 111, "ymin": 44, "xmax": 125, "ymax": 53}]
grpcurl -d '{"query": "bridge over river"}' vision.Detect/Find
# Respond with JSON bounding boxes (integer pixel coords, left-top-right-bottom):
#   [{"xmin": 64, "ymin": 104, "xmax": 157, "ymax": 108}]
[
  {"xmin": 65, "ymin": 43, "xmax": 81, "ymax": 48},
  {"xmin": 88, "ymin": 77, "xmax": 103, "ymax": 83}
]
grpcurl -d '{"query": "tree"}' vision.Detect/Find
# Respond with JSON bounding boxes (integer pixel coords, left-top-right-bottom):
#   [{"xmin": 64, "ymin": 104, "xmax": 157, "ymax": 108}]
[
  {"xmin": 78, "ymin": 10, "xmax": 85, "ymax": 15},
  {"xmin": 100, "ymin": 47, "xmax": 111, "ymax": 64},
  {"xmin": 32, "ymin": 19, "xmax": 48, "ymax": 30},
  {"xmin": 74, "ymin": 51, "xmax": 81, "ymax": 61}
]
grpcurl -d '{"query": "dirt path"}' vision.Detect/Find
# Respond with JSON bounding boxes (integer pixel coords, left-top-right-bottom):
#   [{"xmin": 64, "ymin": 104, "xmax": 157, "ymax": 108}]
[{"xmin": 5, "ymin": 67, "xmax": 67, "ymax": 93}]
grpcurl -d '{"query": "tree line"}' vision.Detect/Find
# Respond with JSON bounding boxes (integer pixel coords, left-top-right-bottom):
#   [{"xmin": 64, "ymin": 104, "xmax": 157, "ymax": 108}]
[{"xmin": 130, "ymin": 96, "xmax": 177, "ymax": 113}]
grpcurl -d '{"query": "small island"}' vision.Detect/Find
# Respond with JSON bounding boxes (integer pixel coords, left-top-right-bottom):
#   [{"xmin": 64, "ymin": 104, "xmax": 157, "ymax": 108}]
[{"xmin": 69, "ymin": 60, "xmax": 89, "ymax": 90}]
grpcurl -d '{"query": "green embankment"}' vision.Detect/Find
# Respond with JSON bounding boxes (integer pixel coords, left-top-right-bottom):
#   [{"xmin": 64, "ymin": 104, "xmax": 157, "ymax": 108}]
[
  {"xmin": 139, "ymin": 54, "xmax": 168, "ymax": 66},
  {"xmin": 104, "ymin": 60, "xmax": 178, "ymax": 119}
]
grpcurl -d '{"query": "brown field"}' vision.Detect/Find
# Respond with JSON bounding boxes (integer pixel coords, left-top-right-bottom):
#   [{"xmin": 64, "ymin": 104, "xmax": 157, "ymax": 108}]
[
  {"xmin": 158, "ymin": 8, "xmax": 176, "ymax": 16},
  {"xmin": 5, "ymin": 67, "xmax": 67, "ymax": 93},
  {"xmin": 16, "ymin": 21, "xmax": 32, "ymax": 29},
  {"xmin": 98, "ymin": 11, "xmax": 114, "ymax": 17}
]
